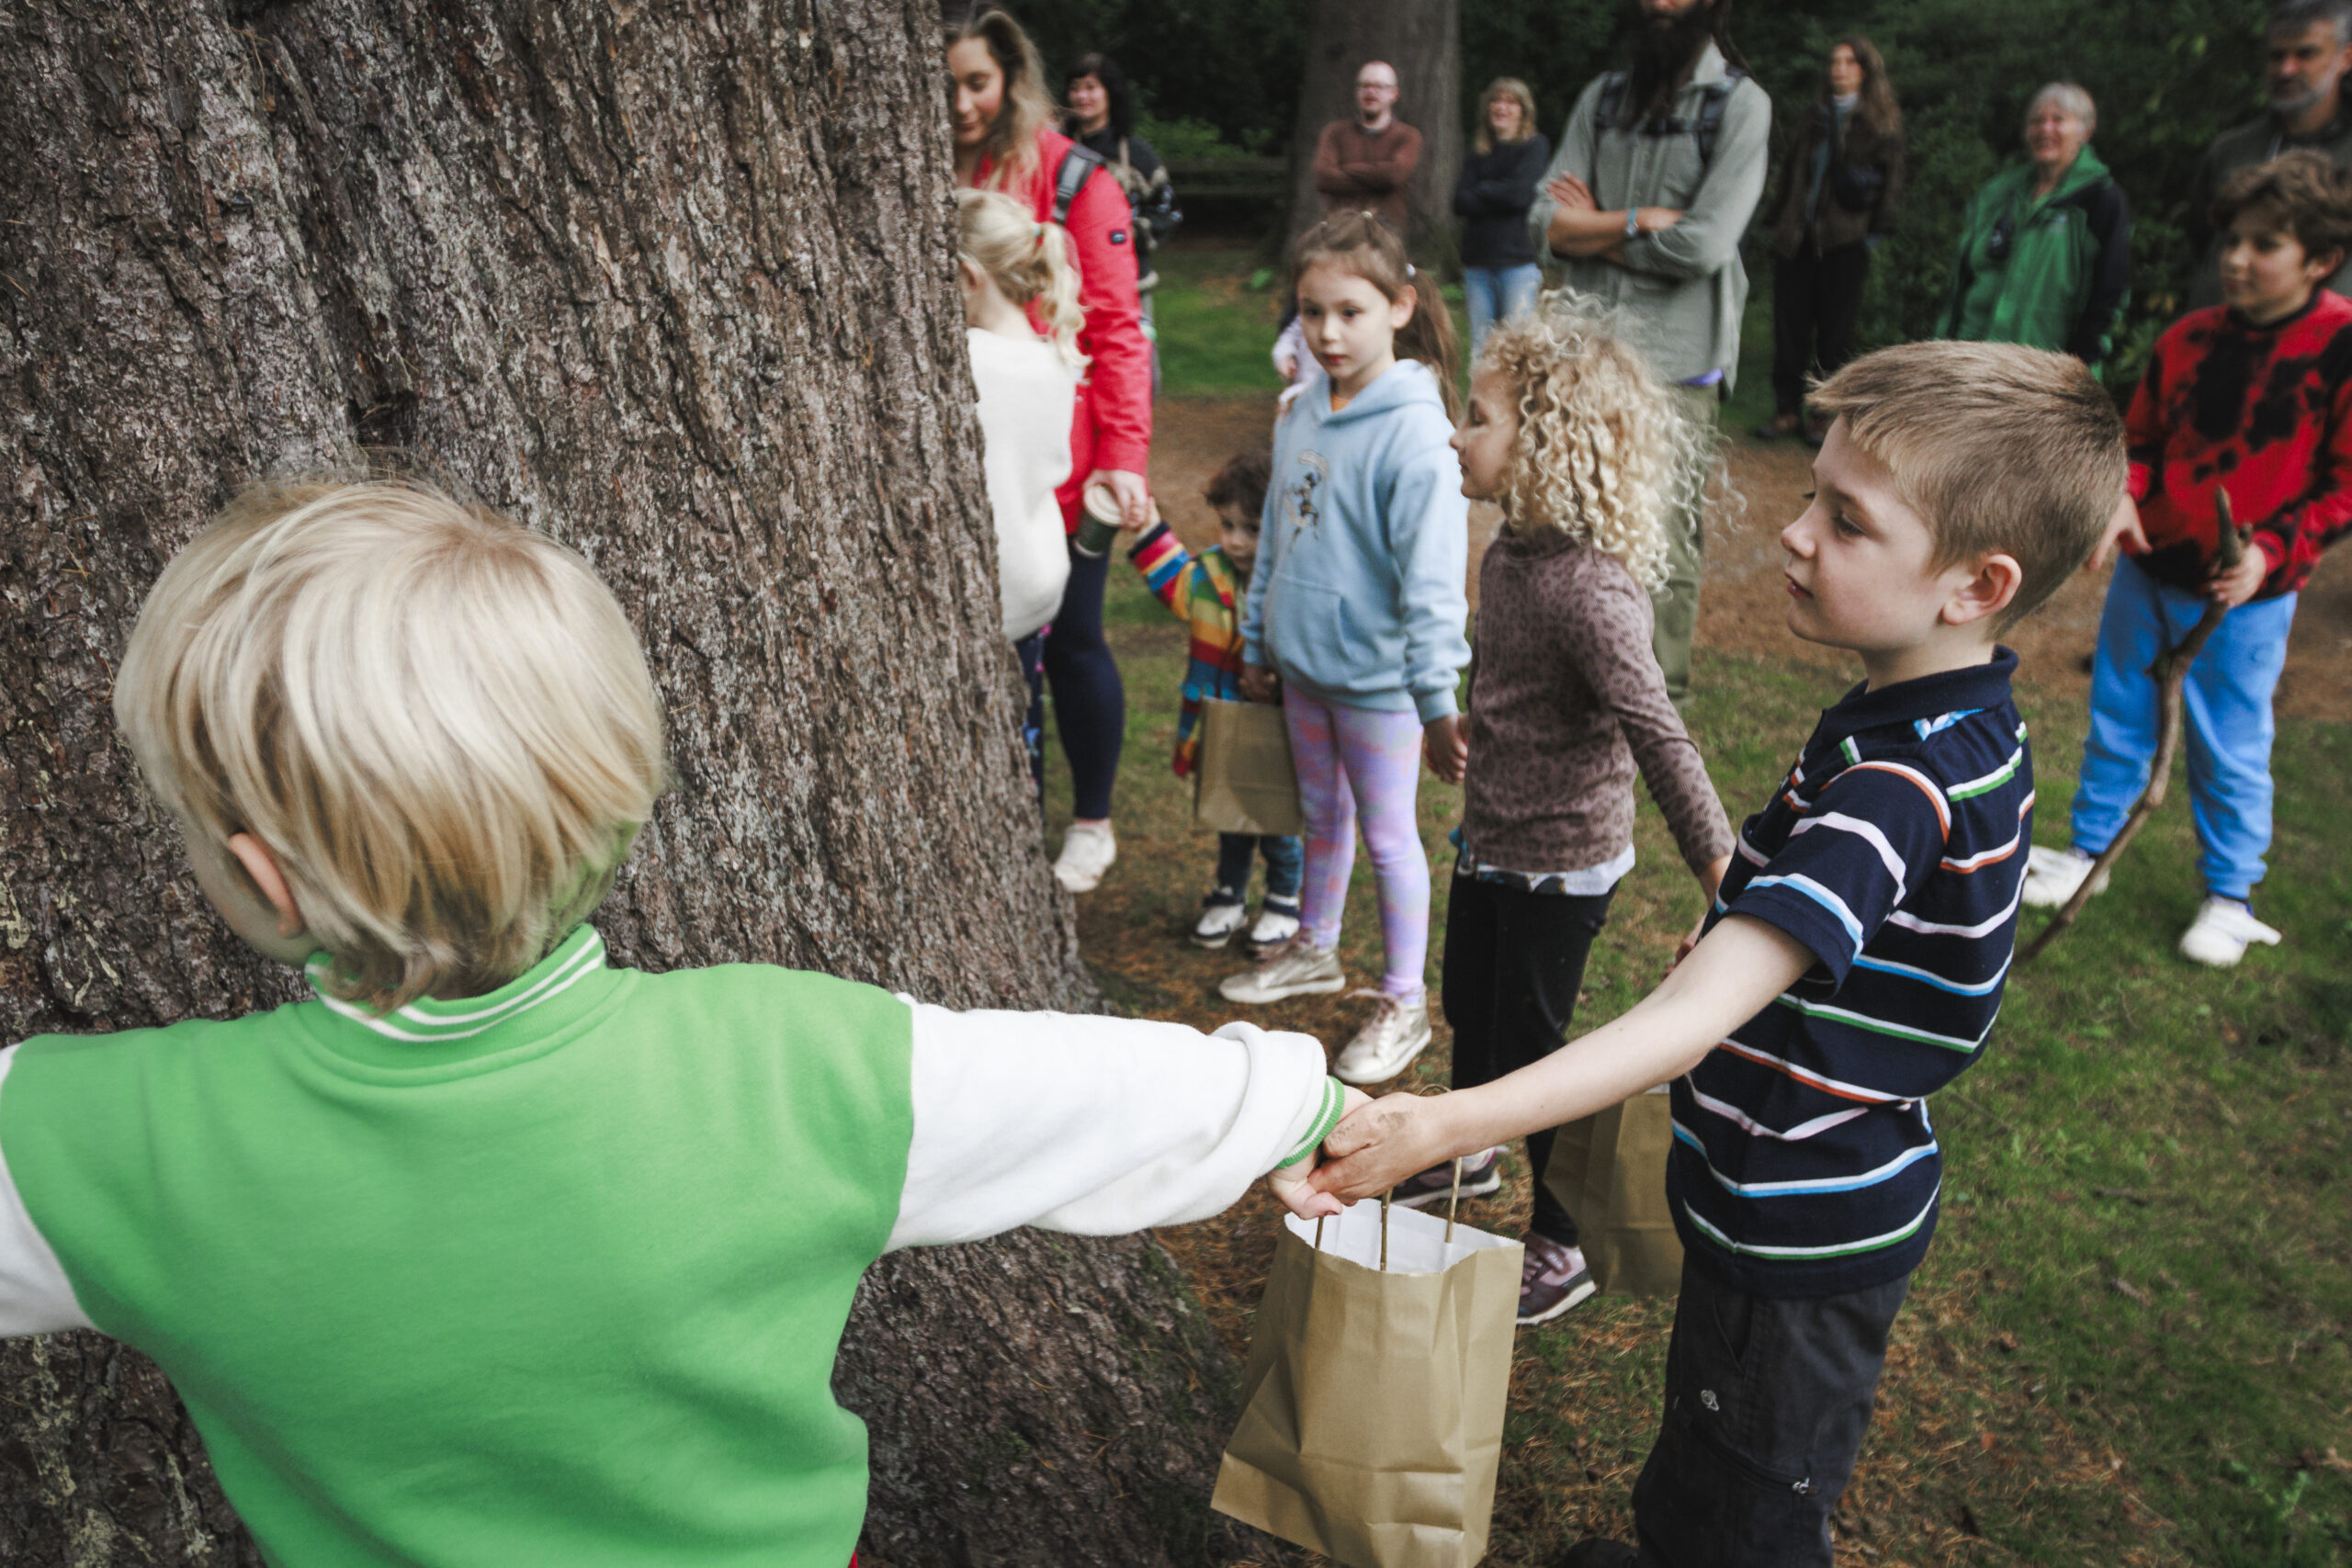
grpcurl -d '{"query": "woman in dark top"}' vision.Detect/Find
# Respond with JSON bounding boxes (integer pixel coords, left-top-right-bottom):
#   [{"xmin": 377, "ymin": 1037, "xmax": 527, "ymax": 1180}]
[
  {"xmin": 1065, "ymin": 53, "xmax": 1182, "ymax": 293},
  {"xmin": 1454, "ymin": 77, "xmax": 1551, "ymax": 355},
  {"xmin": 1758, "ymin": 37, "xmax": 1905, "ymax": 443}
]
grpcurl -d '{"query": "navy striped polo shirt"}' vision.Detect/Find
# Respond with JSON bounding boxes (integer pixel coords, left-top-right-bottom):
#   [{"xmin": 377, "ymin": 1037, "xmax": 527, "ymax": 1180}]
[{"xmin": 1670, "ymin": 649, "xmax": 2032, "ymax": 1297}]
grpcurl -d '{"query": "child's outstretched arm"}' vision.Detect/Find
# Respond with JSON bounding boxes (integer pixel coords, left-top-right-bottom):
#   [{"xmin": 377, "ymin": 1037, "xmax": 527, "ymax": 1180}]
[
  {"xmin": 884, "ymin": 1003, "xmax": 1360, "ymax": 1248},
  {"xmin": 1310, "ymin": 916, "xmax": 1813, "ymax": 1201},
  {"xmin": 1126, "ymin": 514, "xmax": 1203, "ymax": 624}
]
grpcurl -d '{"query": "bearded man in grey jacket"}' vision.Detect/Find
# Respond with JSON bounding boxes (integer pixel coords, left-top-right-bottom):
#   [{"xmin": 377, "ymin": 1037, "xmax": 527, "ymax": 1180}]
[{"xmin": 1528, "ymin": 0, "xmax": 1770, "ymax": 711}]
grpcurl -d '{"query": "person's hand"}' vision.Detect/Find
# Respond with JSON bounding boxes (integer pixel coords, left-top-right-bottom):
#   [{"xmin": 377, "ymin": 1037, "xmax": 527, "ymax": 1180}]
[
  {"xmin": 1266, "ymin": 1085, "xmax": 1374, "ymax": 1218},
  {"xmin": 1123, "ymin": 497, "xmax": 1162, "ymax": 536},
  {"xmin": 2086, "ymin": 493, "xmax": 2149, "ymax": 572},
  {"xmin": 2205, "ymin": 538, "xmax": 2268, "ymax": 608},
  {"xmin": 1276, "ymin": 351, "xmax": 1299, "ymax": 380},
  {"xmin": 1669, "ymin": 908, "xmax": 1709, "ymax": 975},
  {"xmin": 1544, "ymin": 172, "xmax": 1597, "ymax": 211},
  {"xmin": 1308, "ymin": 1092, "xmax": 1456, "ymax": 1203},
  {"xmin": 1239, "ymin": 661, "xmax": 1279, "ymax": 704},
  {"xmin": 1423, "ymin": 713, "xmax": 1466, "ymax": 784},
  {"xmin": 1670, "ymin": 853, "xmax": 1731, "ymax": 973},
  {"xmin": 1090, "ymin": 468, "xmax": 1151, "ymax": 530}
]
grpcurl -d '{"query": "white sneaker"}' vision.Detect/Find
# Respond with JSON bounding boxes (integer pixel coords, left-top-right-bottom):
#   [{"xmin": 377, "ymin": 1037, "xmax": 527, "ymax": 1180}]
[
  {"xmin": 1332, "ymin": 991, "xmax": 1432, "ymax": 1085},
  {"xmin": 1053, "ymin": 822, "xmax": 1116, "ymax": 893},
  {"xmin": 2177, "ymin": 897, "xmax": 2282, "ymax": 967},
  {"xmin": 1218, "ymin": 936, "xmax": 1344, "ymax": 1004},
  {"xmin": 1246, "ymin": 901, "xmax": 1301, "ymax": 950},
  {"xmin": 1191, "ymin": 894, "xmax": 1250, "ymax": 949},
  {"xmin": 2021, "ymin": 844, "xmax": 2108, "ymax": 908}
]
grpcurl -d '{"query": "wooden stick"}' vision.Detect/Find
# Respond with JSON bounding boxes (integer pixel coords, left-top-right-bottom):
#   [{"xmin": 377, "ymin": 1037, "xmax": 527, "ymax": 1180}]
[
  {"xmin": 1379, "ymin": 1190, "xmax": 1392, "ymax": 1272},
  {"xmin": 2021, "ymin": 496, "xmax": 2247, "ymax": 964}
]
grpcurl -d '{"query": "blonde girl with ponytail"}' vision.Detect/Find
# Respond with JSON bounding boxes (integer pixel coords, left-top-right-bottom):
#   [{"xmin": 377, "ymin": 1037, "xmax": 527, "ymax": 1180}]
[{"xmin": 956, "ymin": 187, "xmax": 1083, "ymax": 798}]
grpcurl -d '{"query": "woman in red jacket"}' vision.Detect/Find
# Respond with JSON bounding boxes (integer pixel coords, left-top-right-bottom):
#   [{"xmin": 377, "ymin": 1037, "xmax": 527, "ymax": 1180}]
[{"xmin": 948, "ymin": 6, "xmax": 1153, "ymax": 893}]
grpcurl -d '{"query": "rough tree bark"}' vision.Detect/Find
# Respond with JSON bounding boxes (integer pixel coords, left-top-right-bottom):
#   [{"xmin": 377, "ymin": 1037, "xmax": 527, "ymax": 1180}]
[
  {"xmin": 1284, "ymin": 0, "xmax": 1461, "ymax": 258},
  {"xmin": 0, "ymin": 3, "xmax": 1264, "ymax": 1564}
]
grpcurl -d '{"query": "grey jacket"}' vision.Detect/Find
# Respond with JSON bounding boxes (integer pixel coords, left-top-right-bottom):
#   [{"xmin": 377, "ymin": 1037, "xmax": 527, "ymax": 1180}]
[
  {"xmin": 1526, "ymin": 44, "xmax": 1772, "ymax": 388},
  {"xmin": 2187, "ymin": 111, "xmax": 2352, "ymax": 309}
]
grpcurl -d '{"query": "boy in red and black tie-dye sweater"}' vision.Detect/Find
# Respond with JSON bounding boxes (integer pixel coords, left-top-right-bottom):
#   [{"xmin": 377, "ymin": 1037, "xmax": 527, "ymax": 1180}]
[
  {"xmin": 2026, "ymin": 151, "xmax": 2352, "ymax": 965},
  {"xmin": 1126, "ymin": 452, "xmax": 1305, "ymax": 951}
]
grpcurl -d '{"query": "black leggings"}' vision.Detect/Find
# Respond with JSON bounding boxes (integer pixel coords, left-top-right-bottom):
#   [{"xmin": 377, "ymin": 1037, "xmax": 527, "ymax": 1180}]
[
  {"xmin": 1043, "ymin": 541, "xmax": 1125, "ymax": 821},
  {"xmin": 1441, "ymin": 873, "xmax": 1613, "ymax": 1248}
]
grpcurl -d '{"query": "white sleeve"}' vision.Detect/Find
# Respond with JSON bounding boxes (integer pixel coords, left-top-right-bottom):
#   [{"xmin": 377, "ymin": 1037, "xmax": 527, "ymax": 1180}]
[
  {"xmin": 0, "ymin": 1047, "xmax": 96, "ymax": 1336},
  {"xmin": 884, "ymin": 999, "xmax": 1336, "ymax": 1250}
]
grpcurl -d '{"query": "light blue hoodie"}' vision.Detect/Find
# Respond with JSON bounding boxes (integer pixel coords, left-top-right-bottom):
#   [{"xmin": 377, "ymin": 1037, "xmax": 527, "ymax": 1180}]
[{"xmin": 1240, "ymin": 358, "xmax": 1471, "ymax": 721}]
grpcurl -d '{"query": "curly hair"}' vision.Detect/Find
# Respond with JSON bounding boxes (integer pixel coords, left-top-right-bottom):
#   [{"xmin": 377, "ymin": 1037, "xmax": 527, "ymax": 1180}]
[
  {"xmin": 2212, "ymin": 148, "xmax": 2352, "ymax": 263},
  {"xmin": 1473, "ymin": 294, "xmax": 1709, "ymax": 594}
]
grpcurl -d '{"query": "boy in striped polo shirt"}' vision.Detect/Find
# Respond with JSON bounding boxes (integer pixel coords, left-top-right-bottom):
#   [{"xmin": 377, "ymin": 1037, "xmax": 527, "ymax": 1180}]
[
  {"xmin": 0, "ymin": 481, "xmax": 1363, "ymax": 1568},
  {"xmin": 1311, "ymin": 343, "xmax": 2126, "ymax": 1567}
]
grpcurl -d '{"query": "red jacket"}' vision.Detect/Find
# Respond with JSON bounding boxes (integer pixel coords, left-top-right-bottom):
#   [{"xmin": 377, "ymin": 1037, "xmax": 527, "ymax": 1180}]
[
  {"xmin": 2125, "ymin": 290, "xmax": 2352, "ymax": 600},
  {"xmin": 975, "ymin": 129, "xmax": 1153, "ymax": 530}
]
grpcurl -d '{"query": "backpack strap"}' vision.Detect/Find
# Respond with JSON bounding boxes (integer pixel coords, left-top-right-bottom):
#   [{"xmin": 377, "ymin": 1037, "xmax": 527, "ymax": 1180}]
[
  {"xmin": 1594, "ymin": 66, "xmax": 1745, "ymax": 164},
  {"xmin": 1596, "ymin": 71, "xmax": 1629, "ymax": 136},
  {"xmin": 1051, "ymin": 143, "xmax": 1106, "ymax": 228},
  {"xmin": 1694, "ymin": 67, "xmax": 1746, "ymax": 166}
]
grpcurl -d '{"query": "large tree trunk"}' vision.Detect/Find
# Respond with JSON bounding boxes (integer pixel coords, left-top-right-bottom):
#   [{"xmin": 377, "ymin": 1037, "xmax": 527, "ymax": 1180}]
[
  {"xmin": 0, "ymin": 3, "xmax": 1260, "ymax": 1563},
  {"xmin": 1284, "ymin": 0, "xmax": 1461, "ymax": 259}
]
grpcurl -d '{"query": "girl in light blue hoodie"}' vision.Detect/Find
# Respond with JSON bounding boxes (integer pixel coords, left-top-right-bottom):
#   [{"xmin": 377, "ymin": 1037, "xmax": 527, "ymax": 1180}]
[{"xmin": 1220, "ymin": 211, "xmax": 1472, "ymax": 1086}]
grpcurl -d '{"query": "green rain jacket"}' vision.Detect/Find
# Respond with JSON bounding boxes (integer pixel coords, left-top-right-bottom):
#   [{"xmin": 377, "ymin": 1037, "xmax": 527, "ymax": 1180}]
[{"xmin": 1937, "ymin": 146, "xmax": 2132, "ymax": 372}]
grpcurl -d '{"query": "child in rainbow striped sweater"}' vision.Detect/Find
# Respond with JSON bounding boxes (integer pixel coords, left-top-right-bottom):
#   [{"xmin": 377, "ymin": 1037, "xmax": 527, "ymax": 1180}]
[{"xmin": 1127, "ymin": 452, "xmax": 1306, "ymax": 950}]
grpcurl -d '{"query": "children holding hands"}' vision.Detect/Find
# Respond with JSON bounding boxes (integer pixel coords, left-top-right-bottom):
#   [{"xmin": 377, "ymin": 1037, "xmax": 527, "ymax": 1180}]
[
  {"xmin": 1218, "ymin": 211, "xmax": 1473, "ymax": 1086},
  {"xmin": 0, "ymin": 480, "xmax": 1367, "ymax": 1568},
  {"xmin": 1127, "ymin": 453, "xmax": 1306, "ymax": 949},
  {"xmin": 1310, "ymin": 343, "xmax": 2126, "ymax": 1567},
  {"xmin": 1396, "ymin": 299, "xmax": 1736, "ymax": 1326},
  {"xmin": 2023, "ymin": 151, "xmax": 2352, "ymax": 965}
]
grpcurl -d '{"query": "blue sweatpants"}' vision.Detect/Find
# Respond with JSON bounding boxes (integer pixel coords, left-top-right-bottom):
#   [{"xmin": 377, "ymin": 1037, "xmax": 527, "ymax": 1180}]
[{"xmin": 2068, "ymin": 557, "xmax": 2297, "ymax": 902}]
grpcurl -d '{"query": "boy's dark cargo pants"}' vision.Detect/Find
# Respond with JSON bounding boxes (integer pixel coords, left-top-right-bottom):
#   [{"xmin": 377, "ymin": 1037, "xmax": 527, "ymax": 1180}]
[{"xmin": 1630, "ymin": 1254, "xmax": 1907, "ymax": 1566}]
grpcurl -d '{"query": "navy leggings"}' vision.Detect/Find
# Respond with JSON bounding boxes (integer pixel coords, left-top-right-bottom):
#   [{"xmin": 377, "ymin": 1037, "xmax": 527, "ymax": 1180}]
[{"xmin": 1043, "ymin": 540, "xmax": 1125, "ymax": 820}]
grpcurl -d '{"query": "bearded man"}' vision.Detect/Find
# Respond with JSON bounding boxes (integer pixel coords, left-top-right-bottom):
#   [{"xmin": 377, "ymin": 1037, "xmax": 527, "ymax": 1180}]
[
  {"xmin": 2188, "ymin": 0, "xmax": 2352, "ymax": 307},
  {"xmin": 1526, "ymin": 0, "xmax": 1770, "ymax": 714}
]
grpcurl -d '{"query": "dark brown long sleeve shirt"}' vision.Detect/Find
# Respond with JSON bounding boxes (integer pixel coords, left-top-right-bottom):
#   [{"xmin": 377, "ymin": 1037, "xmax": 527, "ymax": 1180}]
[
  {"xmin": 1313, "ymin": 118, "xmax": 1423, "ymax": 235},
  {"xmin": 1462, "ymin": 530, "xmax": 1732, "ymax": 877}
]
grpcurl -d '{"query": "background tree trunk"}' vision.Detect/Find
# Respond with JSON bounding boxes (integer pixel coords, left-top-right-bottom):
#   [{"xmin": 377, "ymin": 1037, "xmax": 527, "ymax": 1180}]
[
  {"xmin": 0, "ymin": 3, "xmax": 1266, "ymax": 1563},
  {"xmin": 1285, "ymin": 0, "xmax": 1461, "ymax": 259}
]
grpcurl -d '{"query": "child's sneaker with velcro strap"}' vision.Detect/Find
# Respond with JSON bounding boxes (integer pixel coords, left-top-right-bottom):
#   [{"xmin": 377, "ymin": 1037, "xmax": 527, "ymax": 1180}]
[
  {"xmin": 2021, "ymin": 843, "xmax": 2107, "ymax": 908},
  {"xmin": 1245, "ymin": 896, "xmax": 1301, "ymax": 952},
  {"xmin": 1190, "ymin": 888, "xmax": 1250, "ymax": 949},
  {"xmin": 2178, "ymin": 896, "xmax": 2282, "ymax": 967}
]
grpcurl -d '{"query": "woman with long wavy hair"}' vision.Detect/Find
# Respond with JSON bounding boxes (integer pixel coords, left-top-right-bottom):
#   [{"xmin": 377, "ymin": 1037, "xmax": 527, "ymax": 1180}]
[
  {"xmin": 944, "ymin": 6, "xmax": 1153, "ymax": 892},
  {"xmin": 1757, "ymin": 36, "xmax": 1905, "ymax": 444}
]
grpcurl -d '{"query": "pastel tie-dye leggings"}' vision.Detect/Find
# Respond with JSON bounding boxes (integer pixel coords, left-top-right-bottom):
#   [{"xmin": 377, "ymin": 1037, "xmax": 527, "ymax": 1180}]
[{"xmin": 1283, "ymin": 690, "xmax": 1429, "ymax": 998}]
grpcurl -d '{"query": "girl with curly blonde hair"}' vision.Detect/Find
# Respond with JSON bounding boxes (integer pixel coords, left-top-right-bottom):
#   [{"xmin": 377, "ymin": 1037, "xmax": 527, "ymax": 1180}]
[{"xmin": 1396, "ymin": 294, "xmax": 1737, "ymax": 1326}]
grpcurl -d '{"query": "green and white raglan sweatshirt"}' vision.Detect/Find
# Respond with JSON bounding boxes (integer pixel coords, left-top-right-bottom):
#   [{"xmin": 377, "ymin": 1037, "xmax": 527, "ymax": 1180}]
[{"xmin": 0, "ymin": 924, "xmax": 1345, "ymax": 1567}]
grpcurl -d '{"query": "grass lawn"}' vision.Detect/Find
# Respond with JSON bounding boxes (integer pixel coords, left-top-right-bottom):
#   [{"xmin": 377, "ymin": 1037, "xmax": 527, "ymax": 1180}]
[{"xmin": 1078, "ymin": 245, "xmax": 2352, "ymax": 1568}]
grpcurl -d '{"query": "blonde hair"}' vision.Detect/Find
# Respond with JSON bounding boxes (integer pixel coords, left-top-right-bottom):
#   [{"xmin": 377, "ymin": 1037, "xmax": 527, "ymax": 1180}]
[
  {"xmin": 114, "ymin": 480, "xmax": 666, "ymax": 1010},
  {"xmin": 1475, "ymin": 294, "xmax": 1703, "ymax": 593},
  {"xmin": 1473, "ymin": 77, "xmax": 1538, "ymax": 154},
  {"xmin": 945, "ymin": 6, "xmax": 1059, "ymax": 193},
  {"xmin": 1811, "ymin": 341, "xmax": 2126, "ymax": 633},
  {"xmin": 956, "ymin": 187, "xmax": 1087, "ymax": 367}
]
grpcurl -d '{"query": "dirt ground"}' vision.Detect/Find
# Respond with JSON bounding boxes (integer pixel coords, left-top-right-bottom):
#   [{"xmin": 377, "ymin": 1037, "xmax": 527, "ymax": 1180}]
[{"xmin": 1147, "ymin": 394, "xmax": 2352, "ymax": 717}]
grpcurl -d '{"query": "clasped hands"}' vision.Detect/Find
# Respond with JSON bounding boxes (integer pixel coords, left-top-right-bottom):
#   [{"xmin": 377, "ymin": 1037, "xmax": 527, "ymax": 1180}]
[{"xmin": 1267, "ymin": 1088, "xmax": 1456, "ymax": 1217}]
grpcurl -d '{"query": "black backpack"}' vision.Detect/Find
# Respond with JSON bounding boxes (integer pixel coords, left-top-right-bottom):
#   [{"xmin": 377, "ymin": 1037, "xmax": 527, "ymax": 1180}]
[
  {"xmin": 1050, "ymin": 143, "xmax": 1105, "ymax": 226},
  {"xmin": 1594, "ymin": 66, "xmax": 1748, "ymax": 166}
]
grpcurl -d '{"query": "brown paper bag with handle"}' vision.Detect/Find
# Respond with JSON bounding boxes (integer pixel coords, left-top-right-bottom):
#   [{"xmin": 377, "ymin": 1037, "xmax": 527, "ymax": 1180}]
[
  {"xmin": 1193, "ymin": 697, "xmax": 1306, "ymax": 839},
  {"xmin": 1211, "ymin": 1189, "xmax": 1522, "ymax": 1568},
  {"xmin": 1542, "ymin": 1084, "xmax": 1683, "ymax": 1296}
]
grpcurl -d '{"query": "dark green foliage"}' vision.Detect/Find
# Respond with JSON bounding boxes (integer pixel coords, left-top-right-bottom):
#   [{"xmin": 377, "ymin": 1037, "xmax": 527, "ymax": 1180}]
[{"xmin": 991, "ymin": 0, "xmax": 1311, "ymax": 154}]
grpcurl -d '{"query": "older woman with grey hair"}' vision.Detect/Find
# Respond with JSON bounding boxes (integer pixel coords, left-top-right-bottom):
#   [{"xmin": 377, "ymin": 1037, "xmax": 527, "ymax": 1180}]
[{"xmin": 1937, "ymin": 81, "xmax": 2132, "ymax": 370}]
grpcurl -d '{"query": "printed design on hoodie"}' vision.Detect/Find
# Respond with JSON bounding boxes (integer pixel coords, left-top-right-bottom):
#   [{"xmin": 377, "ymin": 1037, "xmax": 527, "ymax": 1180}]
[{"xmin": 1283, "ymin": 451, "xmax": 1329, "ymax": 536}]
